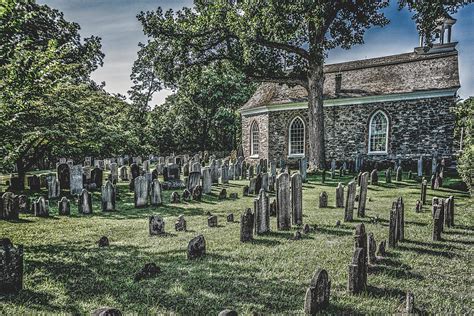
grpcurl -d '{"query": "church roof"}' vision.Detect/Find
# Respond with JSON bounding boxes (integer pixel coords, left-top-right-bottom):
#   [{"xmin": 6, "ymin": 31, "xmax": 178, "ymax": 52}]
[{"xmin": 240, "ymin": 47, "xmax": 460, "ymax": 111}]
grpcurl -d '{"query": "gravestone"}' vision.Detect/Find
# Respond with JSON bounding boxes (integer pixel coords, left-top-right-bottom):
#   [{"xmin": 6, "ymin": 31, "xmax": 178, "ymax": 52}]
[
  {"xmin": 415, "ymin": 200, "xmax": 422, "ymax": 212},
  {"xmin": 57, "ymin": 163, "xmax": 70, "ymax": 190},
  {"xmin": 91, "ymin": 167, "xmax": 103, "ymax": 189},
  {"xmin": 417, "ymin": 156, "xmax": 423, "ymax": 177},
  {"xmin": 227, "ymin": 213, "xmax": 234, "ymax": 222},
  {"xmin": 187, "ymin": 235, "xmax": 206, "ymax": 260},
  {"xmin": 262, "ymin": 173, "xmax": 269, "ymax": 192},
  {"xmin": 151, "ymin": 179, "xmax": 162, "ymax": 206},
  {"xmin": 249, "ymin": 165, "xmax": 254, "ymax": 178},
  {"xmin": 58, "ymin": 197, "xmax": 70, "ymax": 215},
  {"xmin": 1, "ymin": 192, "xmax": 19, "ymax": 220},
  {"xmin": 420, "ymin": 179, "xmax": 428, "ymax": 205},
  {"xmin": 192, "ymin": 185, "xmax": 203, "ymax": 201},
  {"xmin": 357, "ymin": 172, "xmax": 369, "ymax": 217},
  {"xmin": 368, "ymin": 232, "xmax": 377, "ymax": 264},
  {"xmin": 376, "ymin": 240, "xmax": 386, "ymax": 257},
  {"xmin": 240, "ymin": 208, "xmax": 254, "ymax": 242},
  {"xmin": 149, "ymin": 215, "xmax": 165, "ymax": 235},
  {"xmin": 444, "ymin": 196, "xmax": 454, "ymax": 227},
  {"xmin": 396, "ymin": 166, "xmax": 402, "ymax": 181},
  {"xmin": 218, "ymin": 188, "xmax": 227, "ymax": 200},
  {"xmin": 101, "ymin": 180, "xmax": 116, "ymax": 212},
  {"xmin": 28, "ymin": 175, "xmax": 41, "ymax": 191},
  {"xmin": 319, "ymin": 192, "xmax": 328, "ymax": 208},
  {"xmin": 110, "ymin": 163, "xmax": 118, "ymax": 183},
  {"xmin": 299, "ymin": 158, "xmax": 307, "ymax": 183},
  {"xmin": 270, "ymin": 199, "xmax": 277, "ymax": 216},
  {"xmin": 254, "ymin": 189, "xmax": 270, "ymax": 235},
  {"xmin": 182, "ymin": 189, "xmax": 191, "ymax": 202},
  {"xmin": 304, "ymin": 269, "xmax": 331, "ymax": 315},
  {"xmin": 221, "ymin": 165, "xmax": 229, "ymax": 184},
  {"xmin": 291, "ymin": 173, "xmax": 303, "ymax": 225},
  {"xmin": 17, "ymin": 195, "xmax": 30, "ymax": 213},
  {"xmin": 228, "ymin": 164, "xmax": 235, "ymax": 181},
  {"xmin": 187, "ymin": 171, "xmax": 201, "ymax": 192},
  {"xmin": 175, "ymin": 215, "xmax": 186, "ymax": 231},
  {"xmin": 432, "ymin": 204, "xmax": 443, "ymax": 241},
  {"xmin": 347, "ymin": 247, "xmax": 367, "ymax": 294},
  {"xmin": 255, "ymin": 173, "xmax": 263, "ymax": 194},
  {"xmin": 191, "ymin": 162, "xmax": 201, "ymax": 173},
  {"xmin": 388, "ymin": 197, "xmax": 404, "ymax": 248},
  {"xmin": 33, "ymin": 197, "xmax": 49, "ymax": 217},
  {"xmin": 170, "ymin": 191, "xmax": 180, "ymax": 203},
  {"xmin": 0, "ymin": 238, "xmax": 24, "ymax": 294},
  {"xmin": 208, "ymin": 215, "xmax": 218, "ymax": 227},
  {"xmin": 134, "ymin": 176, "xmax": 148, "ymax": 208},
  {"xmin": 370, "ymin": 169, "xmax": 378, "ymax": 185},
  {"xmin": 408, "ymin": 170, "xmax": 413, "ymax": 180},
  {"xmin": 210, "ymin": 161, "xmax": 219, "ymax": 184},
  {"xmin": 385, "ymin": 168, "xmax": 392, "ymax": 184},
  {"xmin": 202, "ymin": 167, "xmax": 212, "ymax": 194},
  {"xmin": 276, "ymin": 172, "xmax": 291, "ymax": 230},
  {"xmin": 78, "ymin": 189, "xmax": 93, "ymax": 214},
  {"xmin": 354, "ymin": 224, "xmax": 367, "ymax": 269},
  {"xmin": 47, "ymin": 176, "xmax": 60, "ymax": 199},
  {"xmin": 119, "ymin": 166, "xmax": 129, "ymax": 181},
  {"xmin": 336, "ymin": 183, "xmax": 344, "ymax": 208},
  {"xmin": 248, "ymin": 178, "xmax": 256, "ymax": 194},
  {"xmin": 70, "ymin": 165, "xmax": 83, "ymax": 195}
]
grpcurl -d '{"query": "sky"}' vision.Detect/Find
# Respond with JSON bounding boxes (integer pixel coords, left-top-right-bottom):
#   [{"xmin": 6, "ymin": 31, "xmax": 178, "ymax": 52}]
[{"xmin": 38, "ymin": 0, "xmax": 474, "ymax": 105}]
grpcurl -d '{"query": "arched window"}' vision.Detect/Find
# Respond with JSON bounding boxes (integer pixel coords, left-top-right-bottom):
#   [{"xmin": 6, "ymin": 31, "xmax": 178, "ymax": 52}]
[
  {"xmin": 250, "ymin": 121, "xmax": 260, "ymax": 156},
  {"xmin": 368, "ymin": 110, "xmax": 389, "ymax": 153},
  {"xmin": 289, "ymin": 116, "xmax": 305, "ymax": 156}
]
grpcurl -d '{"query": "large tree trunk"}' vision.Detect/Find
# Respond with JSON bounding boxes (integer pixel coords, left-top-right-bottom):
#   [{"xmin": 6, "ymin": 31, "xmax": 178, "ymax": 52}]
[{"xmin": 307, "ymin": 64, "xmax": 326, "ymax": 170}]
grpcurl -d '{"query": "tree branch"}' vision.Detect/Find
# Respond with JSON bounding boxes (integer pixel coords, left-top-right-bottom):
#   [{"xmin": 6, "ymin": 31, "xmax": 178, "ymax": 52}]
[{"xmin": 255, "ymin": 37, "xmax": 310, "ymax": 60}]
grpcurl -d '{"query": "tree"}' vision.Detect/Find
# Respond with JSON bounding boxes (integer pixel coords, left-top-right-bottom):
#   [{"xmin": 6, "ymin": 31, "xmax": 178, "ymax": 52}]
[
  {"xmin": 454, "ymin": 97, "xmax": 473, "ymax": 195},
  {"xmin": 137, "ymin": 0, "xmax": 469, "ymax": 169},
  {"xmin": 0, "ymin": 0, "xmax": 104, "ymax": 188}
]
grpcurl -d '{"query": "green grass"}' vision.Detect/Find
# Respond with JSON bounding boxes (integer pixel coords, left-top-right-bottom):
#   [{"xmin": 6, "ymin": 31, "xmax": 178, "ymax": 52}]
[{"xmin": 1, "ymin": 171, "xmax": 473, "ymax": 314}]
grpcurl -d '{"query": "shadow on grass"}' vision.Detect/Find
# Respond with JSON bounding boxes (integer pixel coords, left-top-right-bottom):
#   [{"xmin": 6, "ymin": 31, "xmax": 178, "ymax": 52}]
[
  {"xmin": 366, "ymin": 285, "xmax": 405, "ymax": 300},
  {"xmin": 397, "ymin": 244, "xmax": 458, "ymax": 259},
  {"xmin": 316, "ymin": 225, "xmax": 353, "ymax": 236},
  {"xmin": 403, "ymin": 238, "xmax": 462, "ymax": 250}
]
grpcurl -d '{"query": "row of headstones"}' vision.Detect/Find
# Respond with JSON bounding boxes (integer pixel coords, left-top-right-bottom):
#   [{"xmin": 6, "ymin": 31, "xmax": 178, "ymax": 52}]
[{"xmin": 432, "ymin": 196, "xmax": 455, "ymax": 241}]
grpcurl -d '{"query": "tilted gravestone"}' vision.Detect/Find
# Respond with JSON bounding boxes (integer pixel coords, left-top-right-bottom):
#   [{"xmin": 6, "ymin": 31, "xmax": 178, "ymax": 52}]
[
  {"xmin": 134, "ymin": 176, "xmax": 148, "ymax": 208},
  {"xmin": 344, "ymin": 181, "xmax": 356, "ymax": 222},
  {"xmin": 78, "ymin": 189, "xmax": 93, "ymax": 214},
  {"xmin": 254, "ymin": 189, "xmax": 270, "ymax": 235},
  {"xmin": 1, "ymin": 192, "xmax": 19, "ymax": 220},
  {"xmin": 187, "ymin": 235, "xmax": 206, "ymax": 260},
  {"xmin": 304, "ymin": 269, "xmax": 331, "ymax": 315},
  {"xmin": 276, "ymin": 172, "xmax": 291, "ymax": 230},
  {"xmin": 357, "ymin": 172, "xmax": 369, "ymax": 217},
  {"xmin": 336, "ymin": 183, "xmax": 344, "ymax": 208},
  {"xmin": 149, "ymin": 215, "xmax": 165, "ymax": 235},
  {"xmin": 0, "ymin": 238, "xmax": 24, "ymax": 294},
  {"xmin": 319, "ymin": 191, "xmax": 328, "ymax": 208},
  {"xmin": 240, "ymin": 208, "xmax": 254, "ymax": 242},
  {"xmin": 175, "ymin": 215, "xmax": 186, "ymax": 232},
  {"xmin": 291, "ymin": 173, "xmax": 303, "ymax": 225},
  {"xmin": 151, "ymin": 179, "xmax": 162, "ymax": 206},
  {"xmin": 58, "ymin": 197, "xmax": 70, "ymax": 215},
  {"xmin": 347, "ymin": 247, "xmax": 367, "ymax": 294},
  {"xmin": 33, "ymin": 197, "xmax": 49, "ymax": 217},
  {"xmin": 101, "ymin": 180, "xmax": 116, "ymax": 212}
]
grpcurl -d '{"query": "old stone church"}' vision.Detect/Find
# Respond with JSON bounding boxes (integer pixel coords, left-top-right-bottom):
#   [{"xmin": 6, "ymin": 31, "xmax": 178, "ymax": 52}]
[{"xmin": 240, "ymin": 22, "xmax": 460, "ymax": 167}]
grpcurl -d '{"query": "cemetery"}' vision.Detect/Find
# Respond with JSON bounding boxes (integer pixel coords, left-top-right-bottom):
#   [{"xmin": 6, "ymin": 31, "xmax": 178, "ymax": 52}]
[{"xmin": 1, "ymin": 1, "xmax": 473, "ymax": 315}]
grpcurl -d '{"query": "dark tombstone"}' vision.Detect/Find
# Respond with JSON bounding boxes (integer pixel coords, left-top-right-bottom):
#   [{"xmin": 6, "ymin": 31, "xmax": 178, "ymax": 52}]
[
  {"xmin": 370, "ymin": 169, "xmax": 378, "ymax": 185},
  {"xmin": 229, "ymin": 192, "xmax": 238, "ymax": 200},
  {"xmin": 17, "ymin": 195, "xmax": 30, "ymax": 214},
  {"xmin": 240, "ymin": 208, "xmax": 254, "ymax": 242},
  {"xmin": 171, "ymin": 191, "xmax": 180, "ymax": 203},
  {"xmin": 134, "ymin": 262, "xmax": 161, "ymax": 282},
  {"xmin": 354, "ymin": 224, "xmax": 367, "ymax": 263},
  {"xmin": 368, "ymin": 233, "xmax": 377, "ymax": 264},
  {"xmin": 187, "ymin": 235, "xmax": 206, "ymax": 260},
  {"xmin": 358, "ymin": 172, "xmax": 369, "ymax": 217},
  {"xmin": 242, "ymin": 185, "xmax": 249, "ymax": 196},
  {"xmin": 182, "ymin": 189, "xmax": 191, "ymax": 202},
  {"xmin": 269, "ymin": 199, "xmax": 277, "ymax": 217},
  {"xmin": 432, "ymin": 205, "xmax": 443, "ymax": 241},
  {"xmin": 336, "ymin": 183, "xmax": 344, "ymax": 208},
  {"xmin": 420, "ymin": 179, "xmax": 428, "ymax": 205},
  {"xmin": 445, "ymin": 196, "xmax": 455, "ymax": 227},
  {"xmin": 321, "ymin": 169, "xmax": 326, "ymax": 183},
  {"xmin": 192, "ymin": 185, "xmax": 203, "ymax": 201},
  {"xmin": 58, "ymin": 197, "xmax": 70, "ymax": 216},
  {"xmin": 415, "ymin": 200, "xmax": 422, "ymax": 213},
  {"xmin": 167, "ymin": 164, "xmax": 180, "ymax": 180},
  {"xmin": 175, "ymin": 215, "xmax": 187, "ymax": 232},
  {"xmin": 149, "ymin": 215, "xmax": 165, "ymax": 235},
  {"xmin": 208, "ymin": 215, "xmax": 218, "ymax": 227},
  {"xmin": 1, "ymin": 192, "xmax": 19, "ymax": 220},
  {"xmin": 218, "ymin": 188, "xmax": 227, "ymax": 200},
  {"xmin": 303, "ymin": 224, "xmax": 310, "ymax": 234},
  {"xmin": 304, "ymin": 269, "xmax": 331, "ymax": 315},
  {"xmin": 226, "ymin": 213, "xmax": 234, "ymax": 222},
  {"xmin": 33, "ymin": 197, "xmax": 49, "ymax": 217},
  {"xmin": 339, "ymin": 166, "xmax": 344, "ymax": 178},
  {"xmin": 396, "ymin": 166, "xmax": 402, "ymax": 181},
  {"xmin": 430, "ymin": 174, "xmax": 436, "ymax": 190},
  {"xmin": 255, "ymin": 173, "xmax": 263, "ymax": 195},
  {"xmin": 276, "ymin": 172, "xmax": 291, "ymax": 230},
  {"xmin": 319, "ymin": 191, "xmax": 328, "ymax": 208},
  {"xmin": 248, "ymin": 178, "xmax": 256, "ymax": 194},
  {"xmin": 347, "ymin": 247, "xmax": 366, "ymax": 294},
  {"xmin": 408, "ymin": 170, "xmax": 413, "ymax": 180},
  {"xmin": 254, "ymin": 189, "xmax": 270, "ymax": 235},
  {"xmin": 291, "ymin": 173, "xmax": 303, "ymax": 226},
  {"xmin": 98, "ymin": 236, "xmax": 109, "ymax": 247},
  {"xmin": 91, "ymin": 307, "xmax": 122, "ymax": 316},
  {"xmin": 344, "ymin": 181, "xmax": 356, "ymax": 222},
  {"xmin": 91, "ymin": 167, "xmax": 103, "ymax": 189},
  {"xmin": 28, "ymin": 175, "xmax": 41, "ymax": 191},
  {"xmin": 0, "ymin": 238, "xmax": 24, "ymax": 294},
  {"xmin": 78, "ymin": 189, "xmax": 92, "ymax": 214},
  {"xmin": 130, "ymin": 163, "xmax": 140, "ymax": 180},
  {"xmin": 57, "ymin": 163, "xmax": 71, "ymax": 190},
  {"xmin": 376, "ymin": 240, "xmax": 386, "ymax": 257}
]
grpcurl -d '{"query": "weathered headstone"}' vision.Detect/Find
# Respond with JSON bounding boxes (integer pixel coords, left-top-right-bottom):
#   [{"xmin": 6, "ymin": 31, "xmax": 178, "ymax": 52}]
[
  {"xmin": 370, "ymin": 169, "xmax": 378, "ymax": 185},
  {"xmin": 0, "ymin": 238, "xmax": 24, "ymax": 294},
  {"xmin": 101, "ymin": 180, "xmax": 116, "ymax": 212},
  {"xmin": 33, "ymin": 197, "xmax": 49, "ymax": 217},
  {"xmin": 175, "ymin": 215, "xmax": 186, "ymax": 231},
  {"xmin": 376, "ymin": 240, "xmax": 386, "ymax": 257},
  {"xmin": 57, "ymin": 163, "xmax": 70, "ymax": 190},
  {"xmin": 47, "ymin": 176, "xmax": 60, "ymax": 199},
  {"xmin": 149, "ymin": 215, "xmax": 165, "ymax": 235},
  {"xmin": 134, "ymin": 176, "xmax": 148, "ymax": 207},
  {"xmin": 170, "ymin": 191, "xmax": 180, "ymax": 203},
  {"xmin": 432, "ymin": 204, "xmax": 443, "ymax": 241},
  {"xmin": 218, "ymin": 188, "xmax": 227, "ymax": 200},
  {"xmin": 319, "ymin": 191, "xmax": 328, "ymax": 208},
  {"xmin": 78, "ymin": 189, "xmax": 93, "ymax": 214},
  {"xmin": 347, "ymin": 247, "xmax": 367, "ymax": 294},
  {"xmin": 388, "ymin": 197, "xmax": 404, "ymax": 248},
  {"xmin": 70, "ymin": 165, "xmax": 83, "ymax": 195},
  {"xmin": 276, "ymin": 172, "xmax": 291, "ymax": 230},
  {"xmin": 368, "ymin": 232, "xmax": 377, "ymax": 264},
  {"xmin": 249, "ymin": 178, "xmax": 256, "ymax": 194},
  {"xmin": 17, "ymin": 195, "xmax": 30, "ymax": 213},
  {"xmin": 385, "ymin": 168, "xmax": 392, "ymax": 184},
  {"xmin": 208, "ymin": 215, "xmax": 218, "ymax": 227},
  {"xmin": 344, "ymin": 181, "xmax": 356, "ymax": 222},
  {"xmin": 91, "ymin": 167, "xmax": 103, "ymax": 189},
  {"xmin": 417, "ymin": 156, "xmax": 423, "ymax": 177},
  {"xmin": 110, "ymin": 163, "xmax": 118, "ymax": 183},
  {"xmin": 187, "ymin": 235, "xmax": 206, "ymax": 260},
  {"xmin": 221, "ymin": 165, "xmax": 229, "ymax": 184},
  {"xmin": 1, "ymin": 192, "xmax": 19, "ymax": 220},
  {"xmin": 202, "ymin": 167, "xmax": 212, "ymax": 194},
  {"xmin": 420, "ymin": 179, "xmax": 428, "ymax": 205},
  {"xmin": 187, "ymin": 171, "xmax": 201, "ymax": 192},
  {"xmin": 182, "ymin": 189, "xmax": 191, "ymax": 202},
  {"xmin": 299, "ymin": 158, "xmax": 308, "ymax": 183},
  {"xmin": 336, "ymin": 183, "xmax": 344, "ymax": 208},
  {"xmin": 444, "ymin": 196, "xmax": 454, "ymax": 228},
  {"xmin": 304, "ymin": 269, "xmax": 331, "ymax": 315},
  {"xmin": 58, "ymin": 197, "xmax": 70, "ymax": 215},
  {"xmin": 357, "ymin": 172, "xmax": 369, "ymax": 217},
  {"xmin": 291, "ymin": 173, "xmax": 303, "ymax": 225},
  {"xmin": 151, "ymin": 179, "xmax": 162, "ymax": 206},
  {"xmin": 254, "ymin": 189, "xmax": 270, "ymax": 235},
  {"xmin": 396, "ymin": 166, "xmax": 402, "ymax": 181},
  {"xmin": 28, "ymin": 175, "xmax": 41, "ymax": 191},
  {"xmin": 192, "ymin": 185, "xmax": 203, "ymax": 201},
  {"xmin": 240, "ymin": 208, "xmax": 254, "ymax": 242}
]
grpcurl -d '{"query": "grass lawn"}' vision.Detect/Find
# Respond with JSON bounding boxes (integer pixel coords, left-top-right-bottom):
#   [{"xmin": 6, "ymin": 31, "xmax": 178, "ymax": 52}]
[{"xmin": 1, "ymin": 171, "xmax": 473, "ymax": 314}]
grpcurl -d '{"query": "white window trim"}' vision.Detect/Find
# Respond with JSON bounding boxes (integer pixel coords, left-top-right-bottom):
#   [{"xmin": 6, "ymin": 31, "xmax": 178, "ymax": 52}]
[
  {"xmin": 368, "ymin": 110, "xmax": 389, "ymax": 154},
  {"xmin": 288, "ymin": 116, "xmax": 306, "ymax": 158},
  {"xmin": 250, "ymin": 121, "xmax": 260, "ymax": 157}
]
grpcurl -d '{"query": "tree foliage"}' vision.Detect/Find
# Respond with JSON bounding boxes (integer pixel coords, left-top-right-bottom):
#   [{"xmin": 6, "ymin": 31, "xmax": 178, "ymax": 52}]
[{"xmin": 454, "ymin": 97, "xmax": 473, "ymax": 195}]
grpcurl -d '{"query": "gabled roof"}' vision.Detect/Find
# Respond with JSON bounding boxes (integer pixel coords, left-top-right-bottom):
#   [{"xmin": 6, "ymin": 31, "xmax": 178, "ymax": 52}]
[{"xmin": 240, "ymin": 46, "xmax": 460, "ymax": 111}]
